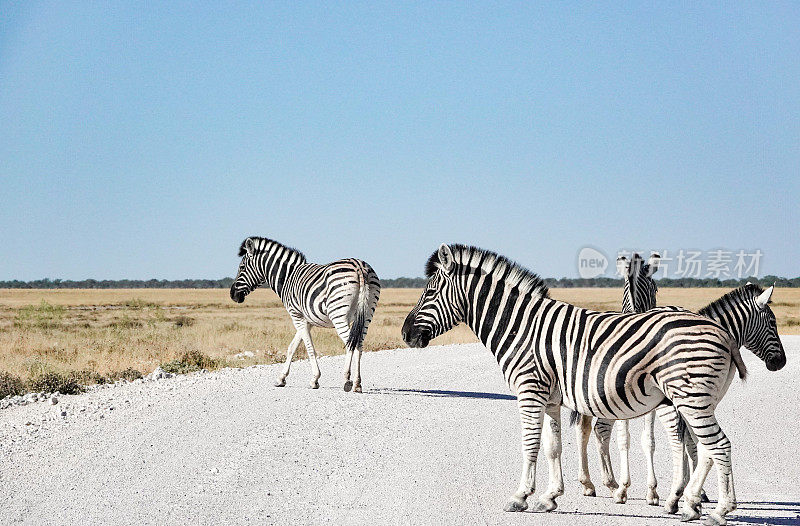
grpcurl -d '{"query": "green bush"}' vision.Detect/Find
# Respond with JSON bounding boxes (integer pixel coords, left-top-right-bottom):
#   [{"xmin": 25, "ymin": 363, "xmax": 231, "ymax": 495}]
[
  {"xmin": 27, "ymin": 371, "xmax": 84, "ymax": 395},
  {"xmin": 70, "ymin": 369, "xmax": 108, "ymax": 385},
  {"xmin": 0, "ymin": 372, "xmax": 25, "ymax": 398},
  {"xmin": 162, "ymin": 350, "xmax": 222, "ymax": 374}
]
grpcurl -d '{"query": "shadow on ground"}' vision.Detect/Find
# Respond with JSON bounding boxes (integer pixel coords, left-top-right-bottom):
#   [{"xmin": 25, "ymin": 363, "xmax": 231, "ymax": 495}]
[
  {"xmin": 370, "ymin": 388, "xmax": 516, "ymax": 401},
  {"xmin": 539, "ymin": 500, "xmax": 800, "ymax": 525}
]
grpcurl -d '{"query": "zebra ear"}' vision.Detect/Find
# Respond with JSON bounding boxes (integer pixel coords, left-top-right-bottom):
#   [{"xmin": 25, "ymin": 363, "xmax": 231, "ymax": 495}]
[
  {"xmin": 437, "ymin": 244, "xmax": 455, "ymax": 274},
  {"xmin": 755, "ymin": 285, "xmax": 774, "ymax": 309},
  {"xmin": 616, "ymin": 256, "xmax": 629, "ymax": 276},
  {"xmin": 647, "ymin": 253, "xmax": 660, "ymax": 277},
  {"xmin": 245, "ymin": 238, "xmax": 256, "ymax": 256}
]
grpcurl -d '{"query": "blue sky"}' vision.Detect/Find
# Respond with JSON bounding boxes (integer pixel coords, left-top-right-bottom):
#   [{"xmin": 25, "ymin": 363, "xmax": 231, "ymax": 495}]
[{"xmin": 1, "ymin": 2, "xmax": 798, "ymax": 280}]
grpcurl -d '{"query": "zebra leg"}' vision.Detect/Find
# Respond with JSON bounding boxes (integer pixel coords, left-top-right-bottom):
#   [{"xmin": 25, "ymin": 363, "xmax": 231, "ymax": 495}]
[
  {"xmin": 332, "ymin": 320, "xmax": 355, "ymax": 392},
  {"xmin": 504, "ymin": 401, "xmax": 546, "ymax": 512},
  {"xmin": 641, "ymin": 410, "xmax": 659, "ymax": 505},
  {"xmin": 274, "ymin": 331, "xmax": 303, "ymax": 387},
  {"xmin": 613, "ymin": 419, "xmax": 631, "ymax": 504},
  {"xmin": 298, "ymin": 323, "xmax": 321, "ymax": 389},
  {"xmin": 533, "ymin": 404, "xmax": 564, "ymax": 511},
  {"xmin": 351, "ymin": 304, "xmax": 375, "ymax": 394},
  {"xmin": 352, "ymin": 347, "xmax": 363, "ymax": 393},
  {"xmin": 685, "ymin": 430, "xmax": 711, "ymax": 503},
  {"xmin": 656, "ymin": 404, "xmax": 690, "ymax": 514},
  {"xmin": 680, "ymin": 412, "xmax": 736, "ymax": 525},
  {"xmin": 575, "ymin": 414, "xmax": 597, "ymax": 497},
  {"xmin": 593, "ymin": 419, "xmax": 619, "ymax": 495}
]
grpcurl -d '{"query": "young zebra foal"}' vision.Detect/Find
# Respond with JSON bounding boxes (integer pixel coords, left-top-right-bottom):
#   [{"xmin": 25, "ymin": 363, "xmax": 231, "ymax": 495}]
[{"xmin": 230, "ymin": 237, "xmax": 380, "ymax": 392}]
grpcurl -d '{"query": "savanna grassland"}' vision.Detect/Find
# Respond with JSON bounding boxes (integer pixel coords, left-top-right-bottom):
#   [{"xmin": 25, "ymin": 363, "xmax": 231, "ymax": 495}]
[{"xmin": 1, "ymin": 287, "xmax": 798, "ymax": 395}]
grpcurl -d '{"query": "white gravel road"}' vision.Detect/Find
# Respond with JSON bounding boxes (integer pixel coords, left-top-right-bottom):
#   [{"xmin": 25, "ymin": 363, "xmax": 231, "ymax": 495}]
[{"xmin": 2, "ymin": 337, "xmax": 799, "ymax": 526}]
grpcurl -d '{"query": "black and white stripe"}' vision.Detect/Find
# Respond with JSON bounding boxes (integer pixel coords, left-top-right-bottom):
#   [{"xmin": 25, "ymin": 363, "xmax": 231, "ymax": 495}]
[
  {"xmin": 230, "ymin": 236, "xmax": 381, "ymax": 392},
  {"xmin": 402, "ymin": 244, "xmax": 751, "ymax": 524}
]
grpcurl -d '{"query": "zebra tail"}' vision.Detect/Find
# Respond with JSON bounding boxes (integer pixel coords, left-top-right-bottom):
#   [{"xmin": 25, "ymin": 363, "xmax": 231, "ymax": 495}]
[
  {"xmin": 345, "ymin": 265, "xmax": 370, "ymax": 353},
  {"xmin": 568, "ymin": 410, "xmax": 580, "ymax": 427},
  {"xmin": 676, "ymin": 411, "xmax": 688, "ymax": 445},
  {"xmin": 731, "ymin": 342, "xmax": 748, "ymax": 381}
]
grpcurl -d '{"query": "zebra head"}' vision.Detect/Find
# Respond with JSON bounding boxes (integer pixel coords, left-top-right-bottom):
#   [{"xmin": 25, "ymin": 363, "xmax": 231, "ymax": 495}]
[
  {"xmin": 742, "ymin": 284, "xmax": 786, "ymax": 371},
  {"xmin": 230, "ymin": 237, "xmax": 266, "ymax": 303},
  {"xmin": 402, "ymin": 244, "xmax": 467, "ymax": 348},
  {"xmin": 618, "ymin": 253, "xmax": 659, "ymax": 313}
]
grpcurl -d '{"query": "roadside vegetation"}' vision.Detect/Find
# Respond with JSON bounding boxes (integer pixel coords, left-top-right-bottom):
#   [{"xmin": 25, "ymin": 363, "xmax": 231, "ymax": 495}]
[{"xmin": 1, "ymin": 287, "xmax": 798, "ymax": 397}]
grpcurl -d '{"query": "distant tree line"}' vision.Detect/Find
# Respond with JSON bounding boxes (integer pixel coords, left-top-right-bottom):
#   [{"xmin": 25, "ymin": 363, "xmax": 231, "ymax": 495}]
[
  {"xmin": 1, "ymin": 275, "xmax": 798, "ymax": 289},
  {"xmin": 0, "ymin": 278, "xmax": 235, "ymax": 289}
]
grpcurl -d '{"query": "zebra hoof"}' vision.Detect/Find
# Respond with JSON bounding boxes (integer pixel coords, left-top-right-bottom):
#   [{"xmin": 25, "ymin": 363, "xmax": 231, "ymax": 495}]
[
  {"xmin": 702, "ymin": 513, "xmax": 726, "ymax": 526},
  {"xmin": 680, "ymin": 502, "xmax": 702, "ymax": 522},
  {"xmin": 503, "ymin": 498, "xmax": 528, "ymax": 512},
  {"xmin": 647, "ymin": 488, "xmax": 660, "ymax": 506},
  {"xmin": 343, "ymin": 380, "xmax": 353, "ymax": 392},
  {"xmin": 353, "ymin": 384, "xmax": 362, "ymax": 393},
  {"xmin": 583, "ymin": 487, "xmax": 596, "ymax": 497},
  {"xmin": 700, "ymin": 490, "xmax": 710, "ymax": 503},
  {"xmin": 532, "ymin": 499, "xmax": 557, "ymax": 512},
  {"xmin": 613, "ymin": 488, "xmax": 628, "ymax": 504},
  {"xmin": 664, "ymin": 499, "xmax": 679, "ymax": 515},
  {"xmin": 274, "ymin": 378, "xmax": 286, "ymax": 387},
  {"xmin": 309, "ymin": 381, "xmax": 320, "ymax": 389}
]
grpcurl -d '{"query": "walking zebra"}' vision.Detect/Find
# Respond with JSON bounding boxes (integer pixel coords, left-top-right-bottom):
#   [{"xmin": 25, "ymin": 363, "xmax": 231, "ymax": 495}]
[
  {"xmin": 403, "ymin": 244, "xmax": 748, "ymax": 524},
  {"xmin": 230, "ymin": 236, "xmax": 380, "ymax": 392},
  {"xmin": 577, "ymin": 272, "xmax": 786, "ymax": 513}
]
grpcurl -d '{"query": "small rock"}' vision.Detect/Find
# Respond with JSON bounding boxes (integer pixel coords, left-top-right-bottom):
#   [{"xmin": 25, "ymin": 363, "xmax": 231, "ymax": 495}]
[
  {"xmin": 60, "ymin": 411, "xmax": 67, "ymax": 417},
  {"xmin": 50, "ymin": 396, "xmax": 59, "ymax": 405}
]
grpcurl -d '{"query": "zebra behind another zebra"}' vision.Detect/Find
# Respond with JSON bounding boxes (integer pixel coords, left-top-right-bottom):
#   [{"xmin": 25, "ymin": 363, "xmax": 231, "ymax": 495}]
[
  {"xmin": 577, "ymin": 256, "xmax": 785, "ymax": 513},
  {"xmin": 575, "ymin": 252, "xmax": 663, "ymax": 505},
  {"xmin": 230, "ymin": 236, "xmax": 380, "ymax": 392},
  {"xmin": 403, "ymin": 244, "xmax": 749, "ymax": 525}
]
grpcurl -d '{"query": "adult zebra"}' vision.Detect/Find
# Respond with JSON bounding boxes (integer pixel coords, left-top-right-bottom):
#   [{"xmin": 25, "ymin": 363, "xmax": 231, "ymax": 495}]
[
  {"xmin": 230, "ymin": 236, "xmax": 380, "ymax": 392},
  {"xmin": 577, "ymin": 266, "xmax": 785, "ymax": 513},
  {"xmin": 402, "ymin": 244, "xmax": 747, "ymax": 525},
  {"xmin": 575, "ymin": 253, "xmax": 663, "ymax": 505}
]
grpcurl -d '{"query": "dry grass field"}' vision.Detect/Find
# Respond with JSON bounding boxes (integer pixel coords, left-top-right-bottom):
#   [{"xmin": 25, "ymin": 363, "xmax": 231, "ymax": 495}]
[{"xmin": 1, "ymin": 287, "xmax": 798, "ymax": 392}]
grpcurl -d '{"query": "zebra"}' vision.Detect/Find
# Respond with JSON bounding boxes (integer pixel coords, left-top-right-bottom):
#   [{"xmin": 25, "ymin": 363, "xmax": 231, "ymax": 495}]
[
  {"xmin": 230, "ymin": 236, "xmax": 381, "ymax": 392},
  {"xmin": 402, "ymin": 243, "xmax": 752, "ymax": 525},
  {"xmin": 574, "ymin": 252, "xmax": 663, "ymax": 505},
  {"xmin": 577, "ymin": 277, "xmax": 786, "ymax": 513}
]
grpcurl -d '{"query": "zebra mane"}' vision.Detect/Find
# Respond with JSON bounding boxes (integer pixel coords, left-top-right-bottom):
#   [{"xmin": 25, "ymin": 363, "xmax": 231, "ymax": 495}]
[
  {"xmin": 238, "ymin": 237, "xmax": 307, "ymax": 262},
  {"xmin": 426, "ymin": 244, "xmax": 550, "ymax": 299},
  {"xmin": 698, "ymin": 283, "xmax": 765, "ymax": 316}
]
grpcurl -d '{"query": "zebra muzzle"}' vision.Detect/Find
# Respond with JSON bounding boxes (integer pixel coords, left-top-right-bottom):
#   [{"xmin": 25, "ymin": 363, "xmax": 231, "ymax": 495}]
[
  {"xmin": 404, "ymin": 326, "xmax": 432, "ymax": 348},
  {"xmin": 230, "ymin": 287, "xmax": 246, "ymax": 303}
]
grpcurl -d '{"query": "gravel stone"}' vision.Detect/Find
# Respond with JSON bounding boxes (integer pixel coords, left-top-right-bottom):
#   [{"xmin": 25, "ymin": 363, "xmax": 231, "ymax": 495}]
[{"xmin": 0, "ymin": 337, "xmax": 797, "ymax": 525}]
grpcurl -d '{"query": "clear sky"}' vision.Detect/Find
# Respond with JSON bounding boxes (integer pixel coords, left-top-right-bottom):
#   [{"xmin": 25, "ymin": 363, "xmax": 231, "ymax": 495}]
[{"xmin": 1, "ymin": 2, "xmax": 798, "ymax": 280}]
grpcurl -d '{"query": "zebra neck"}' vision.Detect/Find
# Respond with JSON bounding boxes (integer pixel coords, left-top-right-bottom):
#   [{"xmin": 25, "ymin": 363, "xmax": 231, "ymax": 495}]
[
  {"xmin": 259, "ymin": 246, "xmax": 303, "ymax": 298},
  {"xmin": 703, "ymin": 308, "xmax": 744, "ymax": 347},
  {"xmin": 461, "ymin": 275, "xmax": 549, "ymax": 358}
]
